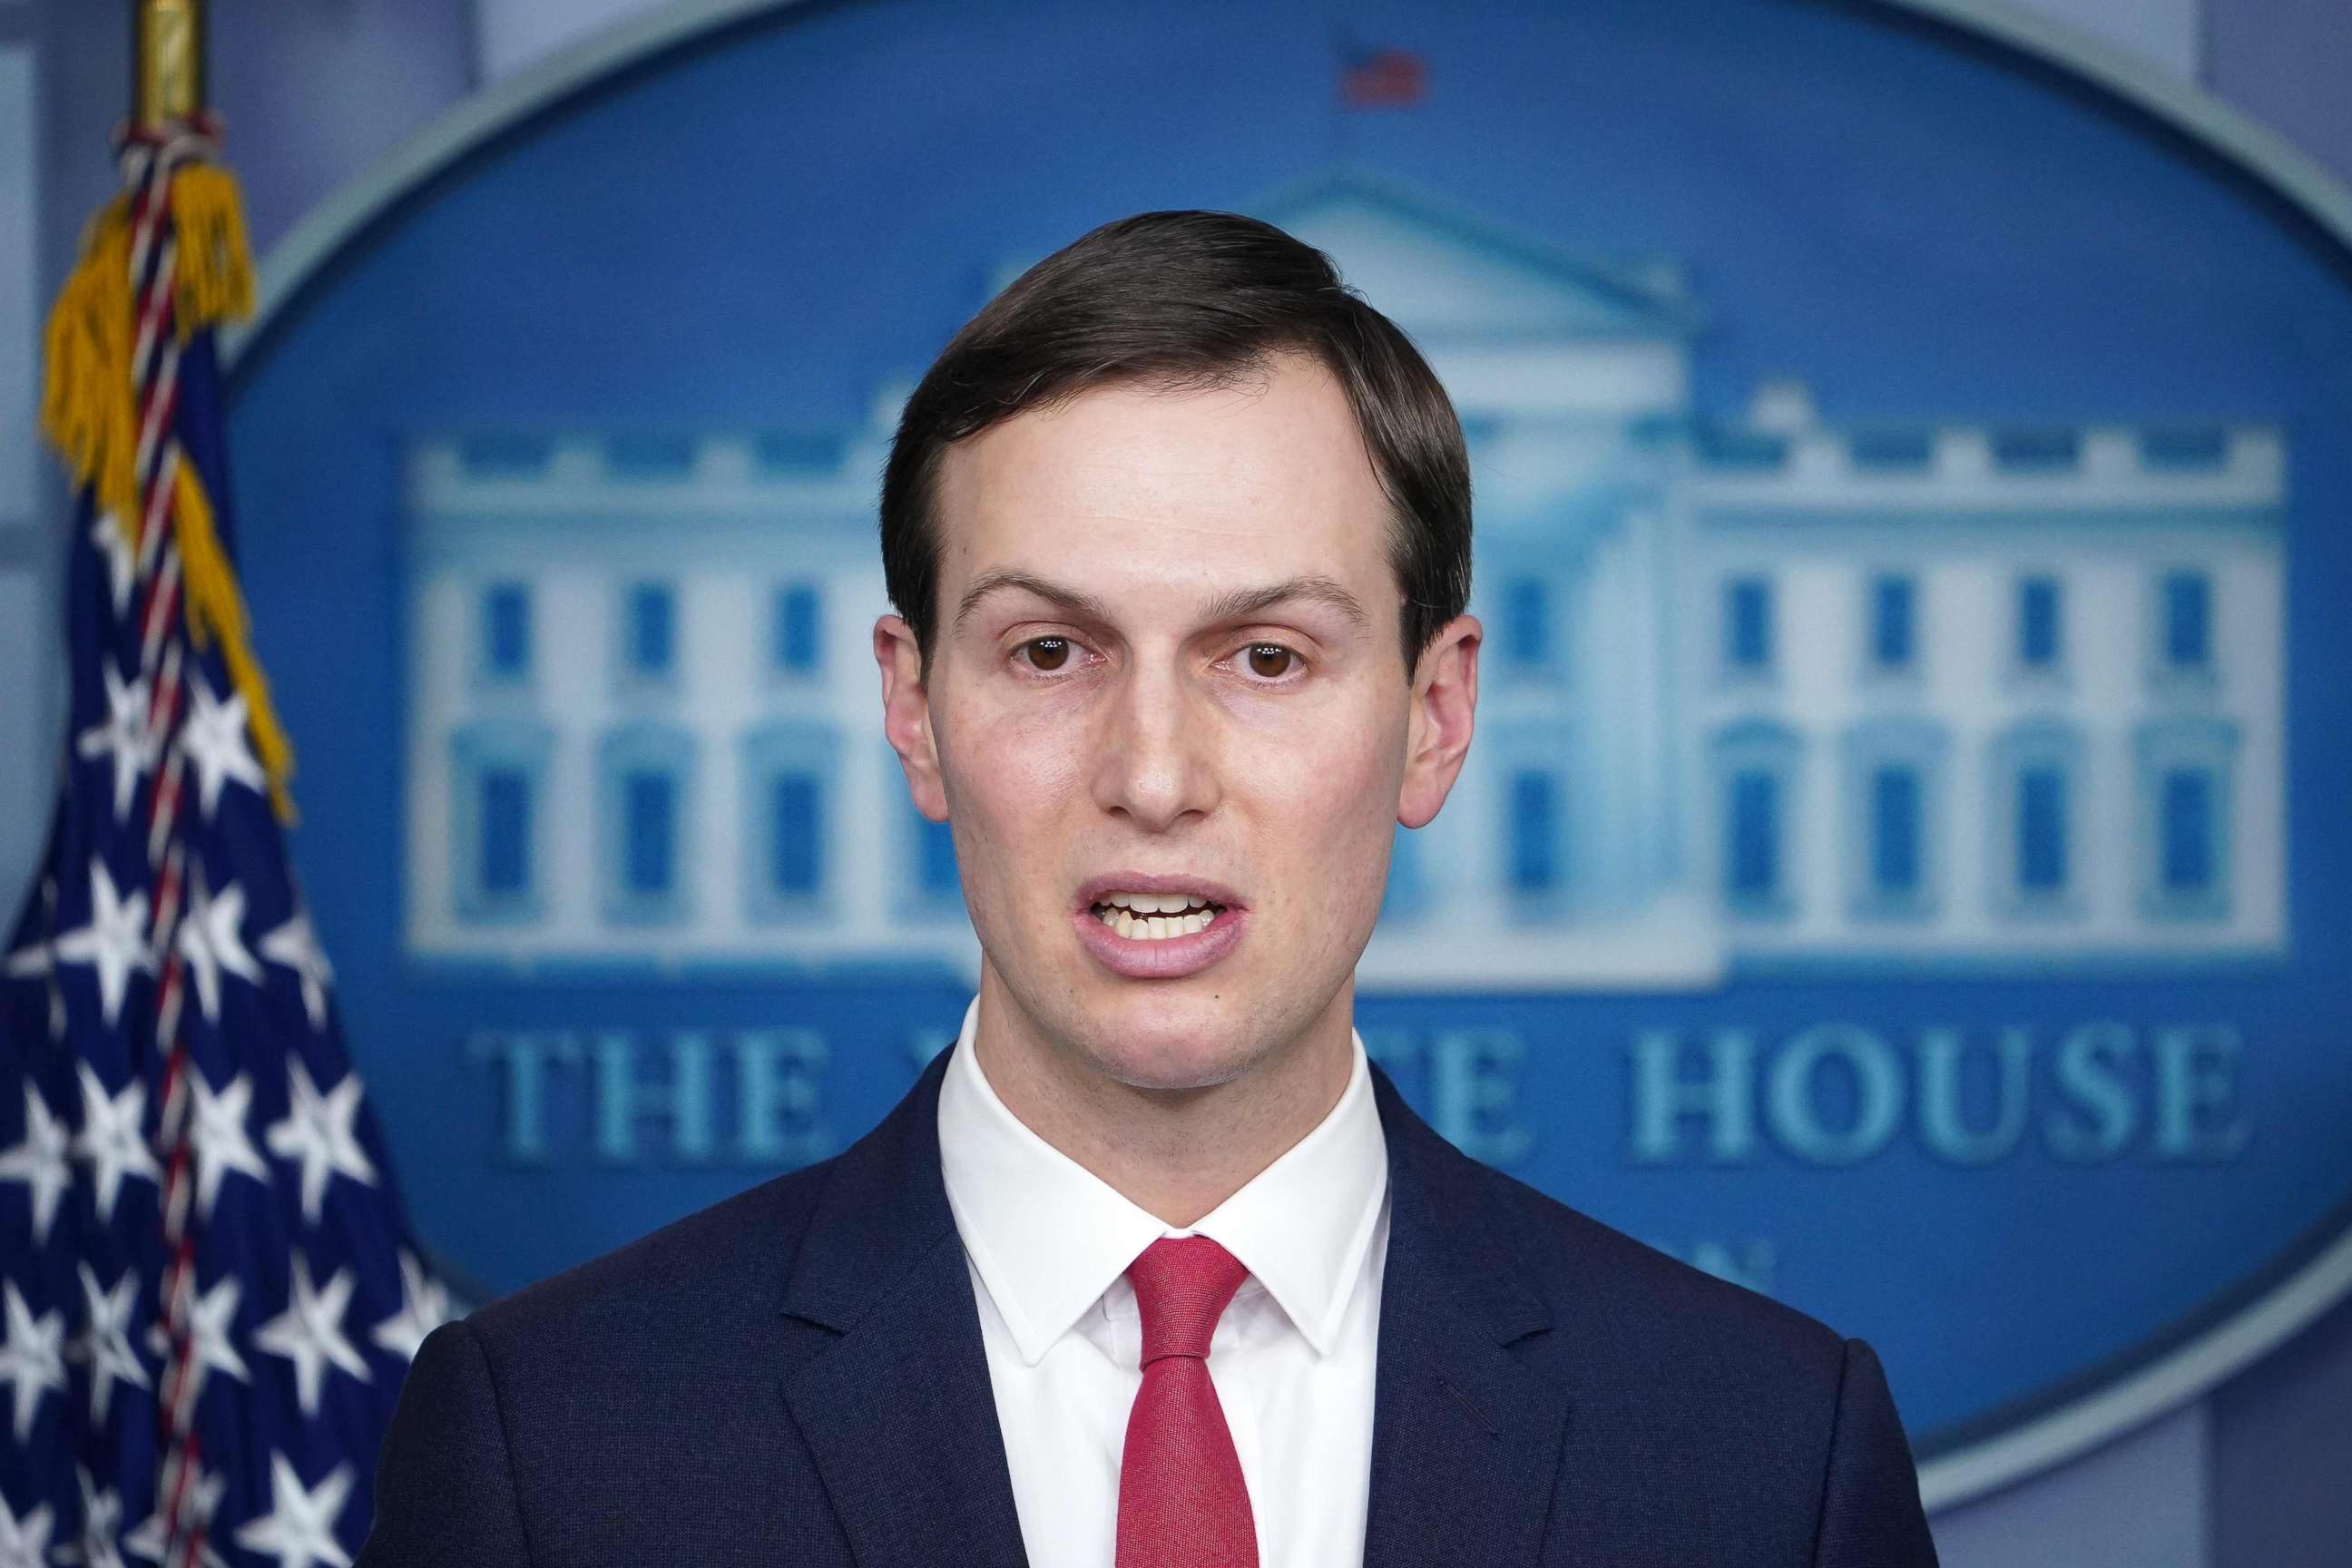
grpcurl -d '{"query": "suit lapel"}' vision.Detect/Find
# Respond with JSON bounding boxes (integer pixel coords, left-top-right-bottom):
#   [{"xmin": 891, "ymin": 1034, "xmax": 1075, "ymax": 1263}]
[
  {"xmin": 1362, "ymin": 1062, "xmax": 1572, "ymax": 1568},
  {"xmin": 777, "ymin": 1044, "xmax": 1030, "ymax": 1567},
  {"xmin": 773, "ymin": 1044, "xmax": 1573, "ymax": 1568}
]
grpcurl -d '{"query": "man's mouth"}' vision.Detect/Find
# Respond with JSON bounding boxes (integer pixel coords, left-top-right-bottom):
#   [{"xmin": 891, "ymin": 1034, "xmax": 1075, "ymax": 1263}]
[{"xmin": 1086, "ymin": 890, "xmax": 1231, "ymax": 942}]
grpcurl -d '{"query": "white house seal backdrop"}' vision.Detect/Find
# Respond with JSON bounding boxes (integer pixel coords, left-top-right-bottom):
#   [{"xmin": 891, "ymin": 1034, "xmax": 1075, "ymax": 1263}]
[{"xmin": 188, "ymin": 0, "xmax": 2352, "ymax": 1506}]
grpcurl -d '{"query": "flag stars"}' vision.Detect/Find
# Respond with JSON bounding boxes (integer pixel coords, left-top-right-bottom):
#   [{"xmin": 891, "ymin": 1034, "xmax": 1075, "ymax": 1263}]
[
  {"xmin": 370, "ymin": 1251, "xmax": 452, "ymax": 1364},
  {"xmin": 70, "ymin": 1263, "xmax": 150, "ymax": 1426},
  {"xmin": 234, "ymin": 1455, "xmax": 353, "ymax": 1568},
  {"xmin": 123, "ymin": 1466, "xmax": 227, "ymax": 1568},
  {"xmin": 75, "ymin": 662, "xmax": 155, "ymax": 823},
  {"xmin": 254, "ymin": 1253, "xmax": 369, "ymax": 1418},
  {"xmin": 0, "ymin": 1084, "xmax": 73, "ymax": 1244},
  {"xmin": 90, "ymin": 509, "xmax": 137, "ymax": 620},
  {"xmin": 266, "ymin": 1061, "xmax": 377, "ymax": 1225},
  {"xmin": 73, "ymin": 1063, "xmax": 159, "ymax": 1226},
  {"xmin": 52, "ymin": 860, "xmax": 155, "ymax": 1029},
  {"xmin": 0, "ymin": 1281, "xmax": 66, "ymax": 1444},
  {"xmin": 0, "ymin": 1493, "xmax": 55, "ymax": 1568},
  {"xmin": 52, "ymin": 1466, "xmax": 125, "ymax": 1568},
  {"xmin": 155, "ymin": 1275, "xmax": 251, "ymax": 1408},
  {"xmin": 259, "ymin": 908, "xmax": 335, "ymax": 1033},
  {"xmin": 176, "ymin": 870, "xmax": 260, "ymax": 1024},
  {"xmin": 180, "ymin": 675, "xmax": 265, "ymax": 819},
  {"xmin": 2, "ymin": 927, "xmax": 65, "ymax": 1041},
  {"xmin": 187, "ymin": 1069, "xmax": 270, "ymax": 1220}
]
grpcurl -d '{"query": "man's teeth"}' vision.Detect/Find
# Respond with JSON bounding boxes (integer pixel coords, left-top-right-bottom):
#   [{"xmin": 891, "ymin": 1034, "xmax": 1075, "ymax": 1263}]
[{"xmin": 1089, "ymin": 892, "xmax": 1226, "ymax": 941}]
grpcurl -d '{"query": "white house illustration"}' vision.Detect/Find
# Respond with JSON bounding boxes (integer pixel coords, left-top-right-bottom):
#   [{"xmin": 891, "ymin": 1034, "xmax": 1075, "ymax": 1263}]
[{"xmin": 402, "ymin": 174, "xmax": 2287, "ymax": 987}]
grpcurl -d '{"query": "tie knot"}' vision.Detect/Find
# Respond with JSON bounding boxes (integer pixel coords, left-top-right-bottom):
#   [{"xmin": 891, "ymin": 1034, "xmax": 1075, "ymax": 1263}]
[{"xmin": 1126, "ymin": 1236, "xmax": 1250, "ymax": 1365}]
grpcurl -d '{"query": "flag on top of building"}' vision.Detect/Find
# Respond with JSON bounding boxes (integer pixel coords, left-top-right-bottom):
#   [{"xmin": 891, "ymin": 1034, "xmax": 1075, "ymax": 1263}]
[
  {"xmin": 1337, "ymin": 38, "xmax": 1429, "ymax": 110},
  {"xmin": 0, "ymin": 13, "xmax": 445, "ymax": 1565}
]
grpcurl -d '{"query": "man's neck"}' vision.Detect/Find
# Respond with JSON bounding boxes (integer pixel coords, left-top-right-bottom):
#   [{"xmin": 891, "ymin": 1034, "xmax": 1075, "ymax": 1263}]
[{"xmin": 969, "ymin": 969, "xmax": 1357, "ymax": 1229}]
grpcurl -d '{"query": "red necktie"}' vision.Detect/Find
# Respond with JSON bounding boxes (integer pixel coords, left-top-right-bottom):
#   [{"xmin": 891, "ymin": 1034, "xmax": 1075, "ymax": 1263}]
[{"xmin": 1115, "ymin": 1236, "xmax": 1260, "ymax": 1568}]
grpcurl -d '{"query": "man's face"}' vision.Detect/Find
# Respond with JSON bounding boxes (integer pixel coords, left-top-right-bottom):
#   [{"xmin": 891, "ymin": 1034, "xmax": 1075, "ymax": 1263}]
[{"xmin": 877, "ymin": 352, "xmax": 1478, "ymax": 1093}]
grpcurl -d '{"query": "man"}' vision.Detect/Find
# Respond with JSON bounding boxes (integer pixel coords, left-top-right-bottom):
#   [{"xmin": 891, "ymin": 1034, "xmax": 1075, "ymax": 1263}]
[{"xmin": 358, "ymin": 211, "xmax": 1938, "ymax": 1566}]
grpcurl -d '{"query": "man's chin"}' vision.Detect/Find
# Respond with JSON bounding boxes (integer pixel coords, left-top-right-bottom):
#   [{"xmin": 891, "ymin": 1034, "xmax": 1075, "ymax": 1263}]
[
  {"xmin": 1067, "ymin": 997, "xmax": 1265, "ymax": 1093},
  {"xmin": 1087, "ymin": 1041, "xmax": 1261, "ymax": 1095}
]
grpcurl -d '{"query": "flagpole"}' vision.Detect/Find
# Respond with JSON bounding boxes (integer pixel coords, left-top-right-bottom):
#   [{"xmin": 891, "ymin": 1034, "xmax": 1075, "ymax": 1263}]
[
  {"xmin": 132, "ymin": 12, "xmax": 223, "ymax": 1567},
  {"xmin": 135, "ymin": 0, "xmax": 207, "ymax": 130}
]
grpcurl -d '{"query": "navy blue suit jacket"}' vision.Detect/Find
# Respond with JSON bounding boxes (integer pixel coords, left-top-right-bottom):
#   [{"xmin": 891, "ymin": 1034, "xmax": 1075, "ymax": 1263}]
[{"xmin": 358, "ymin": 1041, "xmax": 1938, "ymax": 1565}]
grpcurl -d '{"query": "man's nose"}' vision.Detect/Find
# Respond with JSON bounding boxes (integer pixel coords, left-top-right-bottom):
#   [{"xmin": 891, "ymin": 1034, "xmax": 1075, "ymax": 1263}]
[{"xmin": 1089, "ymin": 658, "xmax": 1220, "ymax": 830}]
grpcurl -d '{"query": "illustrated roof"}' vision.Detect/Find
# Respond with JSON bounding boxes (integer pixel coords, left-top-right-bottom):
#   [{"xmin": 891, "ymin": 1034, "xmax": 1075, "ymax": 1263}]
[{"xmin": 1250, "ymin": 171, "xmax": 1701, "ymax": 341}]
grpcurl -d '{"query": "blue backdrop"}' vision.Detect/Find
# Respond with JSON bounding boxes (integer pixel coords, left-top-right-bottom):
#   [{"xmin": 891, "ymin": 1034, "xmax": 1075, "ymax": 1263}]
[{"xmin": 221, "ymin": 0, "xmax": 2352, "ymax": 1455}]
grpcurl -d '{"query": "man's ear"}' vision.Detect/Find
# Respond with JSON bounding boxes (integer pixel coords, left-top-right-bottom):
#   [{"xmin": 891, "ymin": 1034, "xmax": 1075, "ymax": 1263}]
[
  {"xmin": 875, "ymin": 614, "xmax": 949, "ymax": 821},
  {"xmin": 1398, "ymin": 612, "xmax": 1480, "ymax": 830}
]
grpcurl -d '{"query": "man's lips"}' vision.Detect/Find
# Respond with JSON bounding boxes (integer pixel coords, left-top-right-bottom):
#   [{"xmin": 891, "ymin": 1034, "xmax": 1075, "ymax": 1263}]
[
  {"xmin": 1071, "ymin": 870, "xmax": 1248, "ymax": 916},
  {"xmin": 1071, "ymin": 898, "xmax": 1250, "ymax": 980},
  {"xmin": 1070, "ymin": 870, "xmax": 1250, "ymax": 981}
]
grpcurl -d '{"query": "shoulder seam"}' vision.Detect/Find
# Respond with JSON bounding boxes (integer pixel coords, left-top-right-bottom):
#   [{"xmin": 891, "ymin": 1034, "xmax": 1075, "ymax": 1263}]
[
  {"xmin": 1806, "ymin": 1336, "xmax": 1857, "ymax": 1568},
  {"xmin": 460, "ymin": 1314, "xmax": 541, "ymax": 1566}
]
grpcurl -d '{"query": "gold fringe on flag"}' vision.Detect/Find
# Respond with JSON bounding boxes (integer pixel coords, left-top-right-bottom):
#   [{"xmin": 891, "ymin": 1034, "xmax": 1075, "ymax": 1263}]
[
  {"xmin": 38, "ymin": 199, "xmax": 141, "ymax": 540},
  {"xmin": 172, "ymin": 460, "xmax": 296, "ymax": 823},
  {"xmin": 167, "ymin": 162, "xmax": 255, "ymax": 328},
  {"xmin": 39, "ymin": 158, "xmax": 294, "ymax": 822}
]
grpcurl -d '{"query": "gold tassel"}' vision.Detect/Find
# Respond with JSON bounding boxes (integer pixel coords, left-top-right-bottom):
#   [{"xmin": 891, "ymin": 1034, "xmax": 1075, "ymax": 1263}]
[
  {"xmin": 42, "ymin": 156, "xmax": 285, "ymax": 819},
  {"xmin": 173, "ymin": 459, "xmax": 298, "ymax": 824},
  {"xmin": 159, "ymin": 162, "xmax": 282, "ymax": 817},
  {"xmin": 38, "ymin": 198, "xmax": 142, "ymax": 545},
  {"xmin": 39, "ymin": 162, "xmax": 257, "ymax": 545},
  {"xmin": 167, "ymin": 162, "xmax": 254, "ymax": 334}
]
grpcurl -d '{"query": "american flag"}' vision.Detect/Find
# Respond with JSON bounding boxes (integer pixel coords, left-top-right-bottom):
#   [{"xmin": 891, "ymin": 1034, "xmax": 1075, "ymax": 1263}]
[
  {"xmin": 0, "ymin": 117, "xmax": 442, "ymax": 1567},
  {"xmin": 1338, "ymin": 43, "xmax": 1428, "ymax": 109}
]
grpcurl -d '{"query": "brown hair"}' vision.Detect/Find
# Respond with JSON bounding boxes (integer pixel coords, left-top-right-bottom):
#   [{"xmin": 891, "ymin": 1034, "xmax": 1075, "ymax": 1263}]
[{"xmin": 878, "ymin": 209, "xmax": 1472, "ymax": 681}]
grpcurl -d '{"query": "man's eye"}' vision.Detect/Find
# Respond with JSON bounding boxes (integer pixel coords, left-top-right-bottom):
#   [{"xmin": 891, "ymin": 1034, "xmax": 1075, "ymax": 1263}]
[
  {"xmin": 1241, "ymin": 644, "xmax": 1300, "ymax": 681},
  {"xmin": 1016, "ymin": 637, "xmax": 1074, "ymax": 673}
]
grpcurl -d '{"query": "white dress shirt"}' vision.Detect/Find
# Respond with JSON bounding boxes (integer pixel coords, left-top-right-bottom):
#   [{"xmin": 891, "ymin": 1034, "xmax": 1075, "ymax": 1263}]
[{"xmin": 935, "ymin": 994, "xmax": 1392, "ymax": 1568}]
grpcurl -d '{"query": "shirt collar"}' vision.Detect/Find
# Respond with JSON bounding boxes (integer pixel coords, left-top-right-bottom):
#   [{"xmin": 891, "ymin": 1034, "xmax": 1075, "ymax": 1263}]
[{"xmin": 936, "ymin": 993, "xmax": 1388, "ymax": 1367}]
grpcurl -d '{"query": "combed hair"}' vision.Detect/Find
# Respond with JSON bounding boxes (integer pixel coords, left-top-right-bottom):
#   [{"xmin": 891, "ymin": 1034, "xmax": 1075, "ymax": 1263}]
[{"xmin": 878, "ymin": 210, "xmax": 1472, "ymax": 681}]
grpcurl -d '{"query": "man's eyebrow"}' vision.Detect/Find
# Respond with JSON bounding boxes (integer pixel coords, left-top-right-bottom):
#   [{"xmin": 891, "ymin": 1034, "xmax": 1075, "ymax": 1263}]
[
  {"xmin": 952, "ymin": 571, "xmax": 1114, "ymax": 637},
  {"xmin": 952, "ymin": 570, "xmax": 1373, "ymax": 637},
  {"xmin": 1197, "ymin": 574, "xmax": 1372, "ymax": 631}
]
